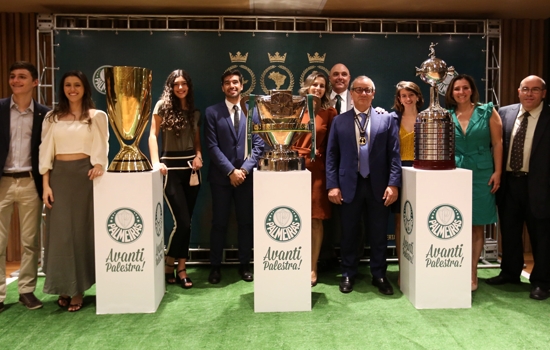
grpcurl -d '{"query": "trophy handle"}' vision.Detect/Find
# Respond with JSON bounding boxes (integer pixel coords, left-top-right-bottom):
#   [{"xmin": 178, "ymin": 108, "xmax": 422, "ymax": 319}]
[
  {"xmin": 241, "ymin": 95, "xmax": 256, "ymax": 160},
  {"xmin": 239, "ymin": 96, "xmax": 249, "ymax": 117}
]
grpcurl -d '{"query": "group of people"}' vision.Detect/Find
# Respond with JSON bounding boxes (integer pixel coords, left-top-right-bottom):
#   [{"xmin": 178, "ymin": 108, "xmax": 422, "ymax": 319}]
[
  {"xmin": 0, "ymin": 60, "xmax": 548, "ymax": 316},
  {"xmin": 1, "ymin": 62, "xmax": 109, "ymax": 312}
]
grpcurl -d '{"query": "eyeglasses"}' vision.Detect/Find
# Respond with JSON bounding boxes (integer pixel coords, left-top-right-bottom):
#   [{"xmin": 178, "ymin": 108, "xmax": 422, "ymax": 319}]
[
  {"xmin": 519, "ymin": 87, "xmax": 544, "ymax": 94},
  {"xmin": 352, "ymin": 87, "xmax": 374, "ymax": 94}
]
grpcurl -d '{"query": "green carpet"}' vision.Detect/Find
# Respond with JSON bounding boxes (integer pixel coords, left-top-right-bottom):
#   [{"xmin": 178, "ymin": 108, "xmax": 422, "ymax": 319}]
[{"xmin": 1, "ymin": 265, "xmax": 549, "ymax": 350}]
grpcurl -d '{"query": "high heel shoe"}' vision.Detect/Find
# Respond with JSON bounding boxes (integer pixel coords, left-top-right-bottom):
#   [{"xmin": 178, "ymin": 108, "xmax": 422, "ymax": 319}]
[
  {"xmin": 177, "ymin": 268, "xmax": 193, "ymax": 289},
  {"xmin": 165, "ymin": 263, "xmax": 176, "ymax": 285}
]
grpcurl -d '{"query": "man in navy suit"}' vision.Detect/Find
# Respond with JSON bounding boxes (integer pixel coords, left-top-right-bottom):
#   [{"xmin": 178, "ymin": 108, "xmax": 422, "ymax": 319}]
[
  {"xmin": 204, "ymin": 69, "xmax": 263, "ymax": 284},
  {"xmin": 487, "ymin": 75, "xmax": 550, "ymax": 300},
  {"xmin": 0, "ymin": 62, "xmax": 50, "ymax": 312},
  {"xmin": 326, "ymin": 75, "xmax": 401, "ymax": 294}
]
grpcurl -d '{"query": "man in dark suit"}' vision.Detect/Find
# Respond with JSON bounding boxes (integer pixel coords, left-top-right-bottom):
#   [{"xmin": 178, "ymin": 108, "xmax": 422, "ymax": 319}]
[
  {"xmin": 326, "ymin": 75, "xmax": 401, "ymax": 294},
  {"xmin": 329, "ymin": 63, "xmax": 353, "ymax": 115},
  {"xmin": 487, "ymin": 75, "xmax": 550, "ymax": 300},
  {"xmin": 0, "ymin": 61, "xmax": 49, "ymax": 312},
  {"xmin": 204, "ymin": 69, "xmax": 263, "ymax": 284}
]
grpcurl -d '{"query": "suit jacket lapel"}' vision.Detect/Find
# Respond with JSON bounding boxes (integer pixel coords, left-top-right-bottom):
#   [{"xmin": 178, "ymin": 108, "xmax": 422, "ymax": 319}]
[
  {"xmin": 236, "ymin": 109, "xmax": 246, "ymax": 141},
  {"xmin": 1, "ymin": 99, "xmax": 11, "ymax": 143},
  {"xmin": 531, "ymin": 104, "xmax": 550, "ymax": 154},
  {"xmin": 368, "ymin": 107, "xmax": 380, "ymax": 151},
  {"xmin": 343, "ymin": 110, "xmax": 357, "ymax": 152},
  {"xmin": 222, "ymin": 105, "xmax": 238, "ymax": 140},
  {"xmin": 504, "ymin": 105, "xmax": 520, "ymax": 146}
]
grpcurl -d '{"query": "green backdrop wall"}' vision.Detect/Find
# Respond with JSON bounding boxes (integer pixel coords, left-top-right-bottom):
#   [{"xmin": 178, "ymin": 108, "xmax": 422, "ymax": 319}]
[{"xmin": 55, "ymin": 30, "xmax": 486, "ymax": 249}]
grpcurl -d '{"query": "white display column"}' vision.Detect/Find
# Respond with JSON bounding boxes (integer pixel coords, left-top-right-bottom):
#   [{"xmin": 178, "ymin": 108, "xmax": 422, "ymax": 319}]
[
  {"xmin": 93, "ymin": 170, "xmax": 165, "ymax": 314},
  {"xmin": 253, "ymin": 170, "xmax": 311, "ymax": 312},
  {"xmin": 400, "ymin": 167, "xmax": 472, "ymax": 309}
]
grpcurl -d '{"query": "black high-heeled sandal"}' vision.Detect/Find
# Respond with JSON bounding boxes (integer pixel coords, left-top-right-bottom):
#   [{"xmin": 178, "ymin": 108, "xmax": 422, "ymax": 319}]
[
  {"xmin": 177, "ymin": 268, "xmax": 193, "ymax": 289},
  {"xmin": 165, "ymin": 263, "xmax": 176, "ymax": 285}
]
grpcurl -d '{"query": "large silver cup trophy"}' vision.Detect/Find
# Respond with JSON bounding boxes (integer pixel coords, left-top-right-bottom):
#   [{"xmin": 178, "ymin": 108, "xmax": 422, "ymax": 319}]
[
  {"xmin": 414, "ymin": 43, "xmax": 456, "ymax": 170},
  {"xmin": 104, "ymin": 66, "xmax": 153, "ymax": 172},
  {"xmin": 241, "ymin": 90, "xmax": 318, "ymax": 171}
]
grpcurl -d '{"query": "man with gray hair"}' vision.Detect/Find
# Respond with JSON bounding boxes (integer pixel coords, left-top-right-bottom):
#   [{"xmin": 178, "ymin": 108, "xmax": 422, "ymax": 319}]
[{"xmin": 326, "ymin": 75, "xmax": 401, "ymax": 294}]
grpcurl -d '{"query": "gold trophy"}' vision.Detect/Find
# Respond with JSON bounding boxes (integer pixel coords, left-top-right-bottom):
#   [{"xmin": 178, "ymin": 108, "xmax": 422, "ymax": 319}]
[
  {"xmin": 241, "ymin": 90, "xmax": 318, "ymax": 171},
  {"xmin": 414, "ymin": 43, "xmax": 456, "ymax": 170},
  {"xmin": 105, "ymin": 66, "xmax": 153, "ymax": 172}
]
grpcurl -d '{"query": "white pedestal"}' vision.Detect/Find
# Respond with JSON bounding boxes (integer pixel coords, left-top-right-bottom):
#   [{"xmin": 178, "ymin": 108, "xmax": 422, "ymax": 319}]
[
  {"xmin": 400, "ymin": 167, "xmax": 472, "ymax": 309},
  {"xmin": 253, "ymin": 170, "xmax": 311, "ymax": 312},
  {"xmin": 93, "ymin": 170, "xmax": 165, "ymax": 314}
]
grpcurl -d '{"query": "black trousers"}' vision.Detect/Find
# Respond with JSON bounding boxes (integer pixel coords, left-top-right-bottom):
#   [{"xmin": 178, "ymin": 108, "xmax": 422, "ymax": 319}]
[
  {"xmin": 162, "ymin": 151, "xmax": 200, "ymax": 260},
  {"xmin": 498, "ymin": 174, "xmax": 550, "ymax": 288}
]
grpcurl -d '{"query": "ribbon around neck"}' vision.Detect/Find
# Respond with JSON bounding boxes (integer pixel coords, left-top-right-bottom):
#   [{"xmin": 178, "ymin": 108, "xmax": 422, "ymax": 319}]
[
  {"xmin": 245, "ymin": 94, "xmax": 256, "ymax": 159},
  {"xmin": 307, "ymin": 94, "xmax": 316, "ymax": 161}
]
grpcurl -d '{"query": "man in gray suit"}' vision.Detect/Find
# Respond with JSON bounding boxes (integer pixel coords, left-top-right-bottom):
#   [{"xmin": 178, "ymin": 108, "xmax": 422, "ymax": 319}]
[{"xmin": 329, "ymin": 63, "xmax": 353, "ymax": 115}]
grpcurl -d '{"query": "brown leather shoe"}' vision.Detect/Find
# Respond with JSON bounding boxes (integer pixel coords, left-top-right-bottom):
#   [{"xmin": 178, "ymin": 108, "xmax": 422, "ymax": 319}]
[
  {"xmin": 0, "ymin": 301, "xmax": 4, "ymax": 312},
  {"xmin": 19, "ymin": 292, "xmax": 43, "ymax": 310}
]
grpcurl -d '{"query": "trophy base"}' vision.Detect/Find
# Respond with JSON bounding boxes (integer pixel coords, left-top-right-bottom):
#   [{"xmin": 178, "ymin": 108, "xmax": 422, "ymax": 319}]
[
  {"xmin": 257, "ymin": 149, "xmax": 305, "ymax": 171},
  {"xmin": 108, "ymin": 147, "xmax": 153, "ymax": 172},
  {"xmin": 413, "ymin": 159, "xmax": 456, "ymax": 170}
]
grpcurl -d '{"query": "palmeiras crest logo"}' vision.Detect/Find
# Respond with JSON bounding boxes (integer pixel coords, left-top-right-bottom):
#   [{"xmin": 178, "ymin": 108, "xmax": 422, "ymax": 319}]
[
  {"xmin": 154, "ymin": 202, "xmax": 163, "ymax": 237},
  {"xmin": 92, "ymin": 65, "xmax": 112, "ymax": 95},
  {"xmin": 427, "ymin": 204, "xmax": 463, "ymax": 239},
  {"xmin": 264, "ymin": 206, "xmax": 301, "ymax": 242},
  {"xmin": 106, "ymin": 208, "xmax": 144, "ymax": 243},
  {"xmin": 403, "ymin": 200, "xmax": 414, "ymax": 235}
]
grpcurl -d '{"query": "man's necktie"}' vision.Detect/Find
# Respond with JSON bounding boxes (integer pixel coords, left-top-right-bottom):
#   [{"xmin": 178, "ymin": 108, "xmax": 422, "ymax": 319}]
[
  {"xmin": 335, "ymin": 95, "xmax": 342, "ymax": 114},
  {"xmin": 510, "ymin": 111, "xmax": 530, "ymax": 171},
  {"xmin": 359, "ymin": 113, "xmax": 369, "ymax": 178},
  {"xmin": 233, "ymin": 105, "xmax": 240, "ymax": 134}
]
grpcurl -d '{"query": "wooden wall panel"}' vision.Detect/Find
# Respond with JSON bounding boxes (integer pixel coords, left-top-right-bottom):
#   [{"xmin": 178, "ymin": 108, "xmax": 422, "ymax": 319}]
[
  {"xmin": 0, "ymin": 13, "xmax": 37, "ymax": 98},
  {"xmin": 500, "ymin": 19, "xmax": 546, "ymax": 106},
  {"xmin": 0, "ymin": 13, "xmax": 37, "ymax": 262}
]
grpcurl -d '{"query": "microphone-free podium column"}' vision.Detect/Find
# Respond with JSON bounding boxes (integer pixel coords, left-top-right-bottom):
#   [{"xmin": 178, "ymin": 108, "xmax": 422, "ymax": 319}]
[
  {"xmin": 93, "ymin": 169, "xmax": 165, "ymax": 314},
  {"xmin": 253, "ymin": 169, "xmax": 311, "ymax": 312},
  {"xmin": 400, "ymin": 167, "xmax": 472, "ymax": 309}
]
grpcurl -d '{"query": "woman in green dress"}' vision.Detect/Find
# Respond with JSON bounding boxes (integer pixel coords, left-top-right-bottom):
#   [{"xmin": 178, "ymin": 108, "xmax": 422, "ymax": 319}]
[{"xmin": 445, "ymin": 74, "xmax": 503, "ymax": 292}]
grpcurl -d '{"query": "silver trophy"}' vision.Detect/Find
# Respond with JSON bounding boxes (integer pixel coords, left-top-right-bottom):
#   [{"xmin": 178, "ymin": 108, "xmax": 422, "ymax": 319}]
[
  {"xmin": 241, "ymin": 90, "xmax": 318, "ymax": 171},
  {"xmin": 414, "ymin": 43, "xmax": 456, "ymax": 170}
]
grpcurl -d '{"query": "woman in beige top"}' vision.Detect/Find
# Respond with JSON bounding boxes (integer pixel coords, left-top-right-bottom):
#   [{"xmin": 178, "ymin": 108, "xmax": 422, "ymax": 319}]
[{"xmin": 39, "ymin": 70, "xmax": 109, "ymax": 312}]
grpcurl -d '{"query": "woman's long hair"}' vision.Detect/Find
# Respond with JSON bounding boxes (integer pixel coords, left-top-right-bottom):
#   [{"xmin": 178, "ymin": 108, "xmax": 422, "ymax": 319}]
[
  {"xmin": 47, "ymin": 70, "xmax": 95, "ymax": 124},
  {"xmin": 299, "ymin": 71, "xmax": 331, "ymax": 110},
  {"xmin": 158, "ymin": 69, "xmax": 197, "ymax": 137},
  {"xmin": 392, "ymin": 81, "xmax": 424, "ymax": 113}
]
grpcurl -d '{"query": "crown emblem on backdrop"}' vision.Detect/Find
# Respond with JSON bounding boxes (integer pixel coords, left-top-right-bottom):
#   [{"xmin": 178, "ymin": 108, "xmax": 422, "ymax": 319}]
[
  {"xmin": 307, "ymin": 52, "xmax": 326, "ymax": 63},
  {"xmin": 267, "ymin": 52, "xmax": 287, "ymax": 63},
  {"xmin": 229, "ymin": 51, "xmax": 249, "ymax": 63}
]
